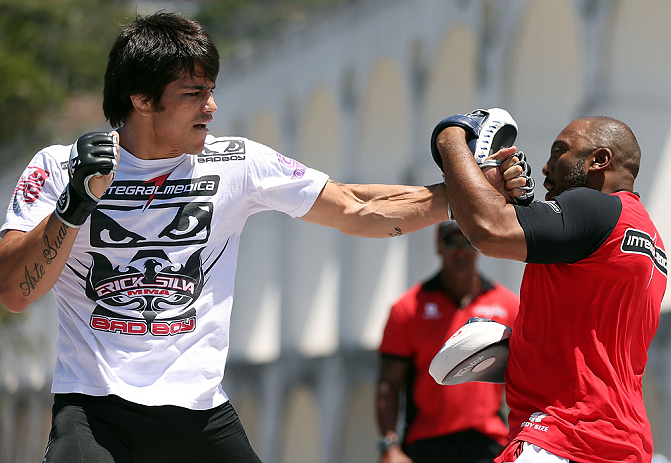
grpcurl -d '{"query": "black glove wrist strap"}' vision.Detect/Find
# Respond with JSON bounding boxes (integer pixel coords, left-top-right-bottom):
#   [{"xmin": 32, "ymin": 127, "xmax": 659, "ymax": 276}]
[
  {"xmin": 55, "ymin": 182, "xmax": 99, "ymax": 228},
  {"xmin": 431, "ymin": 121, "xmax": 476, "ymax": 172}
]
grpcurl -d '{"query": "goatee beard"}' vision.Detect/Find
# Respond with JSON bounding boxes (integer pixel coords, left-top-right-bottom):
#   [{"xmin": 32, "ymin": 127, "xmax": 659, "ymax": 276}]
[{"xmin": 557, "ymin": 158, "xmax": 587, "ymax": 195}]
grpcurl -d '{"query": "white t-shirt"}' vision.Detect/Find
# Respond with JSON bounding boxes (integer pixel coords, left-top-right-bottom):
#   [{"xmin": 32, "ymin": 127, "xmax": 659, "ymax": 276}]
[{"xmin": 1, "ymin": 135, "xmax": 329, "ymax": 409}]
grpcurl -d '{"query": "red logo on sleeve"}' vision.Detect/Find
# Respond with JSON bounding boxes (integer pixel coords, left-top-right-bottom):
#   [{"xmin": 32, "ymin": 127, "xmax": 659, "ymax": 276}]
[{"xmin": 14, "ymin": 166, "xmax": 50, "ymax": 204}]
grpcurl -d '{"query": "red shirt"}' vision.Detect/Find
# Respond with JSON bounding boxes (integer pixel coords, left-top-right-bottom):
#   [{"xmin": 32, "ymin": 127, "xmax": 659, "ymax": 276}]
[
  {"xmin": 379, "ymin": 275, "xmax": 519, "ymax": 445},
  {"xmin": 500, "ymin": 191, "xmax": 667, "ymax": 463}
]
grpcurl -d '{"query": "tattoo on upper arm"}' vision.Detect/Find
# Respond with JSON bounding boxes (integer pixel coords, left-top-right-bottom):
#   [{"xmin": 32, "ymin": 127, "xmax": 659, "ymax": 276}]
[
  {"xmin": 19, "ymin": 223, "xmax": 69, "ymax": 296},
  {"xmin": 327, "ymin": 179, "xmax": 345, "ymax": 186},
  {"xmin": 389, "ymin": 227, "xmax": 403, "ymax": 237}
]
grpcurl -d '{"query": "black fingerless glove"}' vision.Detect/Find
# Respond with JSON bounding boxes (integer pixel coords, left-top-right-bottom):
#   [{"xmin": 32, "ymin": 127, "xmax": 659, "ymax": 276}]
[{"xmin": 55, "ymin": 132, "xmax": 117, "ymax": 228}]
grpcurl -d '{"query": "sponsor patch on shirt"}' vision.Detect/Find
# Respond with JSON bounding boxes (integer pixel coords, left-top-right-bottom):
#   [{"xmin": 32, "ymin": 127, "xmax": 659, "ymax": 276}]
[
  {"xmin": 276, "ymin": 153, "xmax": 306, "ymax": 180},
  {"xmin": 422, "ymin": 302, "xmax": 441, "ymax": 319},
  {"xmin": 104, "ymin": 175, "xmax": 219, "ymax": 202},
  {"xmin": 544, "ymin": 200, "xmax": 562, "ymax": 214},
  {"xmin": 520, "ymin": 412, "xmax": 550, "ymax": 432},
  {"xmin": 11, "ymin": 166, "xmax": 50, "ymax": 213},
  {"xmin": 197, "ymin": 139, "xmax": 246, "ymax": 163},
  {"xmin": 621, "ymin": 228, "xmax": 667, "ymax": 275}
]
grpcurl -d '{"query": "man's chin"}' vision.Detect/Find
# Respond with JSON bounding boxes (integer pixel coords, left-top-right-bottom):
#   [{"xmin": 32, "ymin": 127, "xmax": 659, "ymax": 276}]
[
  {"xmin": 185, "ymin": 142, "xmax": 206, "ymax": 155},
  {"xmin": 184, "ymin": 132, "xmax": 208, "ymax": 155}
]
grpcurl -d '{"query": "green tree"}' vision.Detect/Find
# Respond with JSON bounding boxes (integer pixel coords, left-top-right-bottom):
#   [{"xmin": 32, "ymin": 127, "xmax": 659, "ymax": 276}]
[
  {"xmin": 0, "ymin": 0, "xmax": 132, "ymax": 331},
  {"xmin": 0, "ymin": 0, "xmax": 348, "ymax": 159},
  {"xmin": 0, "ymin": 0, "xmax": 130, "ymax": 156}
]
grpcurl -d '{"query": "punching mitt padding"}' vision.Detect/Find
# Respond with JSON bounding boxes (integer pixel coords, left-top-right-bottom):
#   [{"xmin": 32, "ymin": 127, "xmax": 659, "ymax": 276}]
[
  {"xmin": 429, "ymin": 317, "xmax": 512, "ymax": 385},
  {"xmin": 430, "ymin": 108, "xmax": 518, "ymax": 171}
]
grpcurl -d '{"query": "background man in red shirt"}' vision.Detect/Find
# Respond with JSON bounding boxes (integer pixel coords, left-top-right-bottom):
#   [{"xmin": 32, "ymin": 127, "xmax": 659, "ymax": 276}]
[{"xmin": 377, "ymin": 220, "xmax": 519, "ymax": 463}]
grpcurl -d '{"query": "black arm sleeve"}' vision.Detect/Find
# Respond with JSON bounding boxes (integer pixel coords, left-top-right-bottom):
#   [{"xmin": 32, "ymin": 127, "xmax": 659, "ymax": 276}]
[{"xmin": 513, "ymin": 188, "xmax": 622, "ymax": 264}]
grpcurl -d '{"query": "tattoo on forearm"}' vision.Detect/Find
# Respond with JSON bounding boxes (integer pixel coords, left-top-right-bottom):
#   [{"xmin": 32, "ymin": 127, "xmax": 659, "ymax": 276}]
[
  {"xmin": 20, "ymin": 263, "xmax": 45, "ymax": 296},
  {"xmin": 389, "ymin": 227, "xmax": 403, "ymax": 237},
  {"xmin": 43, "ymin": 224, "xmax": 68, "ymax": 264},
  {"xmin": 20, "ymin": 223, "xmax": 69, "ymax": 296}
]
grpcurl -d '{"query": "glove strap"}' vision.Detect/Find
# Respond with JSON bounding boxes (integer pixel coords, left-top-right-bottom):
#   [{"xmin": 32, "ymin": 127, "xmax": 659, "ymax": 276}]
[
  {"xmin": 55, "ymin": 182, "xmax": 99, "ymax": 228},
  {"xmin": 479, "ymin": 159, "xmax": 502, "ymax": 168},
  {"xmin": 431, "ymin": 118, "xmax": 478, "ymax": 172}
]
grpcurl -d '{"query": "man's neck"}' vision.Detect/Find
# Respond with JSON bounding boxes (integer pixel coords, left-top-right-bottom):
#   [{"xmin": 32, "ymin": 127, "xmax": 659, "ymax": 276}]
[
  {"xmin": 590, "ymin": 169, "xmax": 635, "ymax": 196},
  {"xmin": 439, "ymin": 271, "xmax": 481, "ymax": 308},
  {"xmin": 117, "ymin": 124, "xmax": 182, "ymax": 160}
]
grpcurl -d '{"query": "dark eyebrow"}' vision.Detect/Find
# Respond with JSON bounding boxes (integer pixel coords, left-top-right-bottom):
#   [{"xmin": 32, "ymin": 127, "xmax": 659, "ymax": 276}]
[{"xmin": 182, "ymin": 84, "xmax": 216, "ymax": 91}]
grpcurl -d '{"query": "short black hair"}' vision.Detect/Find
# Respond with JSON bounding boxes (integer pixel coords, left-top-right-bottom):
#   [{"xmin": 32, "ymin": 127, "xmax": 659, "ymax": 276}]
[{"xmin": 103, "ymin": 11, "xmax": 219, "ymax": 127}]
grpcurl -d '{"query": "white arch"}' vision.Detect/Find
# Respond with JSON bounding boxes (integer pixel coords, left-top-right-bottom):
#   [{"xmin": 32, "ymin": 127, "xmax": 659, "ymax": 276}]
[
  {"xmin": 424, "ymin": 24, "xmax": 478, "ymax": 128},
  {"xmin": 342, "ymin": 57, "xmax": 411, "ymax": 350},
  {"xmin": 228, "ymin": 111, "xmax": 286, "ymax": 363},
  {"xmin": 341, "ymin": 382, "xmax": 378, "ymax": 463},
  {"xmin": 414, "ymin": 24, "xmax": 480, "ymax": 285},
  {"xmin": 283, "ymin": 87, "xmax": 344, "ymax": 357},
  {"xmin": 280, "ymin": 386, "xmax": 321, "ymax": 463},
  {"xmin": 609, "ymin": 0, "xmax": 671, "ymax": 104},
  {"xmin": 296, "ymin": 87, "xmax": 344, "ymax": 176},
  {"xmin": 231, "ymin": 390, "xmax": 261, "ymax": 453},
  {"xmin": 356, "ymin": 58, "xmax": 410, "ymax": 183},
  {"xmin": 507, "ymin": 0, "xmax": 583, "ymax": 131}
]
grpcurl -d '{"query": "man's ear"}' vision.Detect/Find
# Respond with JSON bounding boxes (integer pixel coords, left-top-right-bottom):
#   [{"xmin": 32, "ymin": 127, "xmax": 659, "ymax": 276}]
[
  {"xmin": 588, "ymin": 147, "xmax": 612, "ymax": 173},
  {"xmin": 130, "ymin": 94, "xmax": 154, "ymax": 116}
]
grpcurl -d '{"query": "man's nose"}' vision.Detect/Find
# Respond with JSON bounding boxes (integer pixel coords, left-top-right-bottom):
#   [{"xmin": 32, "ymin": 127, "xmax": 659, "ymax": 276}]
[{"xmin": 204, "ymin": 94, "xmax": 217, "ymax": 113}]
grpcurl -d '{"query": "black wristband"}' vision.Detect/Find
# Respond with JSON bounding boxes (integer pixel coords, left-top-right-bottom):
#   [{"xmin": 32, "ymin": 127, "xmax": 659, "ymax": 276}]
[{"xmin": 55, "ymin": 183, "xmax": 99, "ymax": 228}]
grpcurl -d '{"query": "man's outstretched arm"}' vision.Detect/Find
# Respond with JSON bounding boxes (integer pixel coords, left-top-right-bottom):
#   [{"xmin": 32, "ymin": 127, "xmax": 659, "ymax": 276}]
[{"xmin": 300, "ymin": 180, "xmax": 449, "ymax": 238}]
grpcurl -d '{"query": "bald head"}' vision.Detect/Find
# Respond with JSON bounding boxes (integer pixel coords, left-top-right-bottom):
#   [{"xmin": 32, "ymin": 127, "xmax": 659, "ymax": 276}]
[
  {"xmin": 578, "ymin": 116, "xmax": 641, "ymax": 179},
  {"xmin": 544, "ymin": 116, "xmax": 641, "ymax": 199}
]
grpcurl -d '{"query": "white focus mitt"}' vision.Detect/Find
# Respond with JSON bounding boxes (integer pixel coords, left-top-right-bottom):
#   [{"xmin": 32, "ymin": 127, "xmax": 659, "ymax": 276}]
[{"xmin": 429, "ymin": 317, "xmax": 512, "ymax": 385}]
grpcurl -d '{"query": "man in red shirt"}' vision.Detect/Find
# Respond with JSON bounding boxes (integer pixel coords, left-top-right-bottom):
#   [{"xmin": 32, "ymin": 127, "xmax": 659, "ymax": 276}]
[
  {"xmin": 430, "ymin": 111, "xmax": 666, "ymax": 463},
  {"xmin": 377, "ymin": 220, "xmax": 519, "ymax": 463}
]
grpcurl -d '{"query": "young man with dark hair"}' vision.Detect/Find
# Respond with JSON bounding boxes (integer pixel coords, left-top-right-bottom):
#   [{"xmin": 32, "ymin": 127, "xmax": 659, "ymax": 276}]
[
  {"xmin": 377, "ymin": 220, "xmax": 518, "ymax": 463},
  {"xmin": 430, "ymin": 111, "xmax": 666, "ymax": 463},
  {"xmin": 0, "ymin": 13, "xmax": 529, "ymax": 463}
]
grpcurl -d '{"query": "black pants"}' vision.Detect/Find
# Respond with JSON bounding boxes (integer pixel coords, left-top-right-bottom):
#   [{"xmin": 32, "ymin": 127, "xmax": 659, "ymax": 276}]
[
  {"xmin": 43, "ymin": 393, "xmax": 262, "ymax": 463},
  {"xmin": 403, "ymin": 429, "xmax": 504, "ymax": 463}
]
